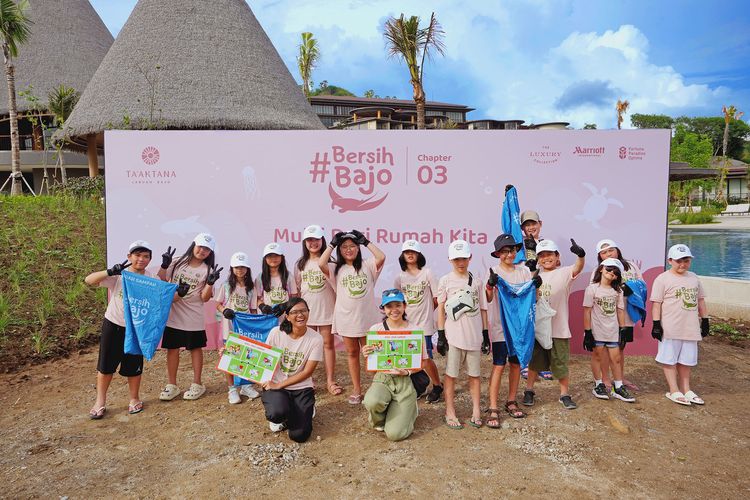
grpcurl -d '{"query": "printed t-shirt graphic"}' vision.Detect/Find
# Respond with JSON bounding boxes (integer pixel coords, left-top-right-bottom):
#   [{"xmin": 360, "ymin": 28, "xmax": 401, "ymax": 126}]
[
  {"xmin": 266, "ymin": 326, "xmax": 323, "ymax": 390},
  {"xmin": 394, "ymin": 268, "xmax": 438, "ymax": 334},
  {"xmin": 590, "ymin": 260, "xmax": 642, "ymax": 327},
  {"xmin": 650, "ymin": 271, "xmax": 705, "ymax": 341},
  {"xmin": 538, "ymin": 265, "xmax": 578, "ymax": 339},
  {"xmin": 437, "ymin": 270, "xmax": 488, "ymax": 351},
  {"xmin": 332, "ymin": 257, "xmax": 381, "ymax": 337},
  {"xmin": 485, "ymin": 265, "xmax": 531, "ymax": 342},
  {"xmin": 255, "ymin": 274, "xmax": 298, "ymax": 306},
  {"xmin": 583, "ymin": 284, "xmax": 624, "ymax": 342},
  {"xmin": 100, "ymin": 269, "xmax": 155, "ymax": 327},
  {"xmin": 166, "ymin": 262, "xmax": 209, "ymax": 331},
  {"xmin": 295, "ymin": 260, "xmax": 335, "ymax": 326},
  {"xmin": 215, "ymin": 282, "xmax": 257, "ymax": 339}
]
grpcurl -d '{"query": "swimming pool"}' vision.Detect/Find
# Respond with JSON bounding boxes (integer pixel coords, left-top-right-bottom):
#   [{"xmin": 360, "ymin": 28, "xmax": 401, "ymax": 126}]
[{"xmin": 668, "ymin": 229, "xmax": 750, "ymax": 280}]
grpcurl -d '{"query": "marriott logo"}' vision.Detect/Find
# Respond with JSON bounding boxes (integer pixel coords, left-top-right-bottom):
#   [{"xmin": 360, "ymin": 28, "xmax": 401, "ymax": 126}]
[{"xmin": 573, "ymin": 146, "xmax": 605, "ymax": 157}]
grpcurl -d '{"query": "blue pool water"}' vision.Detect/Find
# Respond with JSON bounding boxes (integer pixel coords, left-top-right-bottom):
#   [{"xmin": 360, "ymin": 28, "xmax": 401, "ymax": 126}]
[{"xmin": 668, "ymin": 229, "xmax": 750, "ymax": 280}]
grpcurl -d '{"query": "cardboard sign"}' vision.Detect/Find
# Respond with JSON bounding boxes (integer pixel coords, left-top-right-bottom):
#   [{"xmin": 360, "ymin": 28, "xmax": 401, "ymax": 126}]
[
  {"xmin": 216, "ymin": 332, "xmax": 282, "ymax": 384},
  {"xmin": 366, "ymin": 330, "xmax": 424, "ymax": 372}
]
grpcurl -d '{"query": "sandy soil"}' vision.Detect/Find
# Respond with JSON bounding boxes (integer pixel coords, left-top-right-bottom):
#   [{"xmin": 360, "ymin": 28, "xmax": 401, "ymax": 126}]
[{"xmin": 1, "ymin": 340, "xmax": 749, "ymax": 499}]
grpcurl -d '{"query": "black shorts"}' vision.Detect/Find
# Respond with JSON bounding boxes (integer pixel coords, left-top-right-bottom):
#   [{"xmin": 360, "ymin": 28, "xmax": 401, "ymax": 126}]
[
  {"xmin": 97, "ymin": 318, "xmax": 144, "ymax": 377},
  {"xmin": 161, "ymin": 325, "xmax": 207, "ymax": 350},
  {"xmin": 491, "ymin": 341, "xmax": 520, "ymax": 366}
]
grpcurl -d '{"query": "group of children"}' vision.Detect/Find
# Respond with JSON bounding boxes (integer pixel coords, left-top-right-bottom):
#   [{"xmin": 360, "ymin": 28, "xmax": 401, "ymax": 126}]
[{"xmin": 85, "ymin": 213, "xmax": 710, "ymax": 442}]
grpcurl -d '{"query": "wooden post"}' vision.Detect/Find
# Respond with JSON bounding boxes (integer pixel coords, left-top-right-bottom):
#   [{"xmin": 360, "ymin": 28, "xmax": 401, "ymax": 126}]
[{"xmin": 86, "ymin": 134, "xmax": 99, "ymax": 177}]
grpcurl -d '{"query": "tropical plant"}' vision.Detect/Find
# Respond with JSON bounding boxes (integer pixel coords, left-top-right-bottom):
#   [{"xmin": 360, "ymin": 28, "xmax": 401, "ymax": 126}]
[
  {"xmin": 297, "ymin": 32, "xmax": 320, "ymax": 98},
  {"xmin": 716, "ymin": 105, "xmax": 745, "ymax": 203},
  {"xmin": 0, "ymin": 0, "xmax": 33, "ymax": 195},
  {"xmin": 47, "ymin": 85, "xmax": 80, "ymax": 184},
  {"xmin": 583, "ymin": 123, "xmax": 597, "ymax": 130},
  {"xmin": 383, "ymin": 12, "xmax": 445, "ymax": 130},
  {"xmin": 616, "ymin": 99, "xmax": 629, "ymax": 130}
]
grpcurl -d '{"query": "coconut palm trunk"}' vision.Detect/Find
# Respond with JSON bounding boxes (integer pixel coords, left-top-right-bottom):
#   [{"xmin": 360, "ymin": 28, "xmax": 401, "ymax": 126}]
[{"xmin": 3, "ymin": 48, "xmax": 21, "ymax": 194}]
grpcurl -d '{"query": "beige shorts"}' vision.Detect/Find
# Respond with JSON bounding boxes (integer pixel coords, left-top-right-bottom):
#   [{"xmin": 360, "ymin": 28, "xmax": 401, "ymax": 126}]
[{"xmin": 445, "ymin": 346, "xmax": 481, "ymax": 378}]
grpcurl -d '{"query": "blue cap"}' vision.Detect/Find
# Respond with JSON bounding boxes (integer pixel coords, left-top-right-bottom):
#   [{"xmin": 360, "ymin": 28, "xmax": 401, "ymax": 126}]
[{"xmin": 380, "ymin": 289, "xmax": 406, "ymax": 308}]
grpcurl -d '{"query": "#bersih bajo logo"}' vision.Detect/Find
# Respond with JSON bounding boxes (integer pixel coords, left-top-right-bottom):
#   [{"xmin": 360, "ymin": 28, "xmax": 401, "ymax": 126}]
[
  {"xmin": 126, "ymin": 145, "xmax": 176, "ymax": 184},
  {"xmin": 618, "ymin": 145, "xmax": 646, "ymax": 161},
  {"xmin": 529, "ymin": 145, "xmax": 561, "ymax": 165}
]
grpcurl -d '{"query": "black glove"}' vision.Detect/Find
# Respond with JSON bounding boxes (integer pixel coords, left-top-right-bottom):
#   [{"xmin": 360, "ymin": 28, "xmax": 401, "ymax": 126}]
[
  {"xmin": 486, "ymin": 269, "xmax": 498, "ymax": 288},
  {"xmin": 350, "ymin": 229, "xmax": 370, "ymax": 246},
  {"xmin": 532, "ymin": 274, "xmax": 542, "ymax": 288},
  {"xmin": 523, "ymin": 238, "xmax": 537, "ymax": 252},
  {"xmin": 330, "ymin": 231, "xmax": 345, "ymax": 248},
  {"xmin": 222, "ymin": 308, "xmax": 235, "ymax": 320},
  {"xmin": 701, "ymin": 317, "xmax": 710, "ymax": 337},
  {"xmin": 481, "ymin": 329, "xmax": 490, "ymax": 354},
  {"xmin": 206, "ymin": 264, "xmax": 223, "ymax": 286},
  {"xmin": 437, "ymin": 330, "xmax": 448, "ymax": 357},
  {"xmin": 622, "ymin": 283, "xmax": 633, "ymax": 297},
  {"xmin": 161, "ymin": 246, "xmax": 176, "ymax": 269},
  {"xmin": 583, "ymin": 329, "xmax": 595, "ymax": 352},
  {"xmin": 107, "ymin": 260, "xmax": 131, "ymax": 276},
  {"xmin": 176, "ymin": 279, "xmax": 190, "ymax": 297},
  {"xmin": 259, "ymin": 304, "xmax": 273, "ymax": 315},
  {"xmin": 271, "ymin": 303, "xmax": 286, "ymax": 317},
  {"xmin": 651, "ymin": 320, "xmax": 663, "ymax": 341},
  {"xmin": 525, "ymin": 259, "xmax": 538, "ymax": 272},
  {"xmin": 569, "ymin": 238, "xmax": 586, "ymax": 258},
  {"xmin": 619, "ymin": 326, "xmax": 634, "ymax": 344},
  {"xmin": 505, "ymin": 184, "xmax": 514, "ymax": 194}
]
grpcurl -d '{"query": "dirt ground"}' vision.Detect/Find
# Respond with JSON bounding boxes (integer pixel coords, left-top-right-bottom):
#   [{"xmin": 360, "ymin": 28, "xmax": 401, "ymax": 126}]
[{"xmin": 2, "ymin": 339, "xmax": 749, "ymax": 499}]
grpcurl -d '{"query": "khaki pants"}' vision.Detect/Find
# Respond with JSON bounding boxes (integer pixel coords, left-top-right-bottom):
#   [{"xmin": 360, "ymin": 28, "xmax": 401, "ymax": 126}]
[{"xmin": 363, "ymin": 372, "xmax": 418, "ymax": 442}]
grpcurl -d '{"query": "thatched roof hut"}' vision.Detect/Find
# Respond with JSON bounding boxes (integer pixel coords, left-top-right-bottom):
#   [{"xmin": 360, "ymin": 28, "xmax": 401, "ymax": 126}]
[
  {"xmin": 63, "ymin": 0, "xmax": 324, "ymax": 156},
  {"xmin": 0, "ymin": 0, "xmax": 113, "ymax": 115}
]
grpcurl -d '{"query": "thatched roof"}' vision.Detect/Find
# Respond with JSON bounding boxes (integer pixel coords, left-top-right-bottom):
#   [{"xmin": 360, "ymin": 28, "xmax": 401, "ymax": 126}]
[
  {"xmin": 0, "ymin": 0, "xmax": 113, "ymax": 115},
  {"xmin": 63, "ymin": 0, "xmax": 323, "ymax": 144}
]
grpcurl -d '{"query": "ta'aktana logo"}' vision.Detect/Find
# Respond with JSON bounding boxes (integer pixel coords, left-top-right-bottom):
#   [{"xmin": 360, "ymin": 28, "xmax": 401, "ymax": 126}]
[
  {"xmin": 529, "ymin": 145, "xmax": 562, "ymax": 165},
  {"xmin": 141, "ymin": 146, "xmax": 160, "ymax": 165},
  {"xmin": 127, "ymin": 145, "xmax": 176, "ymax": 184}
]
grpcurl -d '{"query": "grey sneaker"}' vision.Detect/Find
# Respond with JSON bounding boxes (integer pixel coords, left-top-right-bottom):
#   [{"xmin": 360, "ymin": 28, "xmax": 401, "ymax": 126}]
[
  {"xmin": 592, "ymin": 383, "xmax": 610, "ymax": 400},
  {"xmin": 426, "ymin": 385, "xmax": 443, "ymax": 404},
  {"xmin": 611, "ymin": 385, "xmax": 636, "ymax": 403},
  {"xmin": 522, "ymin": 390, "xmax": 535, "ymax": 406},
  {"xmin": 559, "ymin": 395, "xmax": 577, "ymax": 409}
]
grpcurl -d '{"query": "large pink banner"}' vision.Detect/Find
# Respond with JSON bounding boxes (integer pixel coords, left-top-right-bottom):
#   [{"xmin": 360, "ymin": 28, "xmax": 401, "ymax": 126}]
[{"xmin": 105, "ymin": 130, "xmax": 671, "ymax": 354}]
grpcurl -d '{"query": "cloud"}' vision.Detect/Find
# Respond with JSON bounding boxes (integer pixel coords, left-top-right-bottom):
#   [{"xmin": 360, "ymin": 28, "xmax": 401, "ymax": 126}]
[{"xmin": 555, "ymin": 80, "xmax": 618, "ymax": 111}]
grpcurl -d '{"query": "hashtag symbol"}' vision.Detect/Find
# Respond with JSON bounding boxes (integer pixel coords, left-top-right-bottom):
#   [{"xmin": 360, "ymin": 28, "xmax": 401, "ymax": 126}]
[{"xmin": 309, "ymin": 152, "xmax": 330, "ymax": 183}]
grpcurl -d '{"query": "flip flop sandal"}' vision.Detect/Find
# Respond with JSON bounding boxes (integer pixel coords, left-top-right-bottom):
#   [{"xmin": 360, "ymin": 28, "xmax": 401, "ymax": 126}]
[
  {"xmin": 89, "ymin": 406, "xmax": 106, "ymax": 420},
  {"xmin": 486, "ymin": 408, "xmax": 502, "ymax": 429},
  {"xmin": 540, "ymin": 371, "xmax": 554, "ymax": 381},
  {"xmin": 328, "ymin": 382, "xmax": 343, "ymax": 396},
  {"xmin": 347, "ymin": 394, "xmax": 363, "ymax": 405},
  {"xmin": 444, "ymin": 417, "xmax": 464, "ymax": 430},
  {"xmin": 505, "ymin": 400, "xmax": 527, "ymax": 418},
  {"xmin": 684, "ymin": 390, "xmax": 704, "ymax": 405},
  {"xmin": 665, "ymin": 391, "xmax": 691, "ymax": 406},
  {"xmin": 128, "ymin": 401, "xmax": 144, "ymax": 414},
  {"xmin": 468, "ymin": 416, "xmax": 483, "ymax": 428}
]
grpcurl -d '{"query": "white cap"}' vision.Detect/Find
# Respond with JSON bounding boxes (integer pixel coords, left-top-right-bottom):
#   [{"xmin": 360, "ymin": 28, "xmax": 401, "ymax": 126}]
[
  {"xmin": 536, "ymin": 239, "xmax": 559, "ymax": 254},
  {"xmin": 303, "ymin": 224, "xmax": 324, "ymax": 239},
  {"xmin": 596, "ymin": 239, "xmax": 618, "ymax": 253},
  {"xmin": 263, "ymin": 242, "xmax": 284, "ymax": 257},
  {"xmin": 230, "ymin": 252, "xmax": 250, "ymax": 268},
  {"xmin": 128, "ymin": 240, "xmax": 152, "ymax": 253},
  {"xmin": 448, "ymin": 240, "xmax": 472, "ymax": 260},
  {"xmin": 193, "ymin": 233, "xmax": 216, "ymax": 252},
  {"xmin": 600, "ymin": 257, "xmax": 624, "ymax": 274},
  {"xmin": 668, "ymin": 244, "xmax": 693, "ymax": 260},
  {"xmin": 401, "ymin": 239, "xmax": 422, "ymax": 254}
]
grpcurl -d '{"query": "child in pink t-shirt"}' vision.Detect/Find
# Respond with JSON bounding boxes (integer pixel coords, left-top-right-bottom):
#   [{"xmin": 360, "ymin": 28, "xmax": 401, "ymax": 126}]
[
  {"xmin": 157, "ymin": 233, "xmax": 222, "ymax": 402},
  {"xmin": 256, "ymin": 242, "xmax": 298, "ymax": 314},
  {"xmin": 651, "ymin": 244, "xmax": 708, "ymax": 406},
  {"xmin": 215, "ymin": 251, "xmax": 258, "ymax": 404},
  {"xmin": 393, "ymin": 239, "xmax": 443, "ymax": 404},
  {"xmin": 319, "ymin": 230, "xmax": 386, "ymax": 405},
  {"xmin": 582, "ymin": 258, "xmax": 634, "ymax": 403},
  {"xmin": 294, "ymin": 225, "xmax": 340, "ymax": 396}
]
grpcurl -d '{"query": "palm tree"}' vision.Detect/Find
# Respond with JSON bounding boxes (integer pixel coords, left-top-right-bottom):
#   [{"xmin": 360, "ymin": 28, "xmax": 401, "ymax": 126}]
[
  {"xmin": 383, "ymin": 12, "xmax": 445, "ymax": 130},
  {"xmin": 717, "ymin": 105, "xmax": 744, "ymax": 203},
  {"xmin": 48, "ymin": 85, "xmax": 80, "ymax": 184},
  {"xmin": 297, "ymin": 32, "xmax": 319, "ymax": 99},
  {"xmin": 0, "ymin": 0, "xmax": 32, "ymax": 195},
  {"xmin": 616, "ymin": 99, "xmax": 630, "ymax": 130}
]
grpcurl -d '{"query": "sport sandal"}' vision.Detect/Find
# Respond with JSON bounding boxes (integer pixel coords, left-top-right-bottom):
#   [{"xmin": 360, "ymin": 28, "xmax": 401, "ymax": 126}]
[
  {"xmin": 665, "ymin": 391, "xmax": 691, "ymax": 406},
  {"xmin": 159, "ymin": 384, "xmax": 181, "ymax": 401},
  {"xmin": 182, "ymin": 383, "xmax": 206, "ymax": 400},
  {"xmin": 684, "ymin": 390, "xmax": 704, "ymax": 405}
]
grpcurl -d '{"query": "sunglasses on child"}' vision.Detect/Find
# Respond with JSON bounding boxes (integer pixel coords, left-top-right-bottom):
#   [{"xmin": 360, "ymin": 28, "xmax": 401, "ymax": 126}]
[
  {"xmin": 382, "ymin": 289, "xmax": 401, "ymax": 298},
  {"xmin": 603, "ymin": 266, "xmax": 621, "ymax": 274}
]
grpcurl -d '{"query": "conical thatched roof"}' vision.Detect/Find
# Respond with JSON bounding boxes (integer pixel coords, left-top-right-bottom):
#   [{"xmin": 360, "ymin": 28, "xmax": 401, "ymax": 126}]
[
  {"xmin": 63, "ymin": 0, "xmax": 324, "ymax": 143},
  {"xmin": 0, "ymin": 0, "xmax": 113, "ymax": 115}
]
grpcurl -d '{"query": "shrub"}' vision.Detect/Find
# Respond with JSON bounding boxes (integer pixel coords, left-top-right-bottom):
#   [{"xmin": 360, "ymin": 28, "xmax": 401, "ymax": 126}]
[{"xmin": 51, "ymin": 176, "xmax": 104, "ymax": 199}]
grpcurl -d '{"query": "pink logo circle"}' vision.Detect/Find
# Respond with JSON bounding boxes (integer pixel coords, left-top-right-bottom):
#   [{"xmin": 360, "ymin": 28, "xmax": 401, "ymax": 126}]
[{"xmin": 141, "ymin": 146, "xmax": 160, "ymax": 165}]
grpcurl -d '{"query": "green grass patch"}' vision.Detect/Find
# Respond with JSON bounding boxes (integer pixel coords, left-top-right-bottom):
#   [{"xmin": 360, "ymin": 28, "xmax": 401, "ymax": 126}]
[
  {"xmin": 668, "ymin": 205, "xmax": 720, "ymax": 225},
  {"xmin": 710, "ymin": 321, "xmax": 749, "ymax": 342}
]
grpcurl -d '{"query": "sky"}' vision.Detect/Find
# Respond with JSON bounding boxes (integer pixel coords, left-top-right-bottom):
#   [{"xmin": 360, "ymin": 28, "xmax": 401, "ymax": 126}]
[{"xmin": 89, "ymin": 0, "xmax": 750, "ymax": 129}]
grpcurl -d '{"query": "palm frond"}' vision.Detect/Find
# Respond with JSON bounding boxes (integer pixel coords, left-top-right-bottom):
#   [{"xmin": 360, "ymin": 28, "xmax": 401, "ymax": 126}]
[{"xmin": 0, "ymin": 0, "xmax": 33, "ymax": 58}]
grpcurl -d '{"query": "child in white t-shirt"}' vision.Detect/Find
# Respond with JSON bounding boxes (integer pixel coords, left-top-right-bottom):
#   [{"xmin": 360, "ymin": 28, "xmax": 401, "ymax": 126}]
[
  {"xmin": 215, "ymin": 251, "xmax": 258, "ymax": 404},
  {"xmin": 651, "ymin": 244, "xmax": 708, "ymax": 406},
  {"xmin": 583, "ymin": 258, "xmax": 634, "ymax": 403},
  {"xmin": 436, "ymin": 240, "xmax": 488, "ymax": 429},
  {"xmin": 256, "ymin": 242, "xmax": 298, "ymax": 313},
  {"xmin": 393, "ymin": 239, "xmax": 443, "ymax": 404}
]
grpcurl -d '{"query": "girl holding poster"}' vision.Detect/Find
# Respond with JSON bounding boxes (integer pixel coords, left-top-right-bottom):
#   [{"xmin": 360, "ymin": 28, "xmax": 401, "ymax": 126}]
[
  {"xmin": 256, "ymin": 242, "xmax": 298, "ymax": 314},
  {"xmin": 158, "ymin": 233, "xmax": 222, "ymax": 402},
  {"xmin": 294, "ymin": 225, "xmax": 340, "ymax": 396},
  {"xmin": 84, "ymin": 240, "xmax": 154, "ymax": 419},
  {"xmin": 361, "ymin": 289, "xmax": 426, "ymax": 441},
  {"xmin": 319, "ymin": 230, "xmax": 386, "ymax": 405},
  {"xmin": 215, "ymin": 251, "xmax": 258, "ymax": 404},
  {"xmin": 261, "ymin": 298, "xmax": 323, "ymax": 443}
]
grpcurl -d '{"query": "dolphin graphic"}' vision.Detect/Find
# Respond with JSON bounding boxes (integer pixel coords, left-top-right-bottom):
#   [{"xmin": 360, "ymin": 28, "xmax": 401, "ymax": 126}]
[{"xmin": 328, "ymin": 183, "xmax": 388, "ymax": 213}]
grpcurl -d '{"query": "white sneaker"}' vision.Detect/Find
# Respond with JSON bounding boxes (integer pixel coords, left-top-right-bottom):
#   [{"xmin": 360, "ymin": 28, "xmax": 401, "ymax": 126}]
[
  {"xmin": 228, "ymin": 387, "xmax": 241, "ymax": 405},
  {"xmin": 240, "ymin": 385, "xmax": 260, "ymax": 399},
  {"xmin": 269, "ymin": 421, "xmax": 286, "ymax": 432}
]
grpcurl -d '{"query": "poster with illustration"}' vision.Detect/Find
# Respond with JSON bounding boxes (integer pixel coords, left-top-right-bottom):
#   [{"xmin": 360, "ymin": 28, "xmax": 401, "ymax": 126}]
[
  {"xmin": 216, "ymin": 332, "xmax": 282, "ymax": 384},
  {"xmin": 366, "ymin": 331, "xmax": 423, "ymax": 372}
]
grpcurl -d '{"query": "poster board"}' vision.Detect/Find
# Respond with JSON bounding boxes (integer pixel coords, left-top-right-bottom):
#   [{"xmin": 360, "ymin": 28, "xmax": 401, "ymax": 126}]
[
  {"xmin": 366, "ymin": 331, "xmax": 424, "ymax": 371},
  {"xmin": 216, "ymin": 332, "xmax": 282, "ymax": 384}
]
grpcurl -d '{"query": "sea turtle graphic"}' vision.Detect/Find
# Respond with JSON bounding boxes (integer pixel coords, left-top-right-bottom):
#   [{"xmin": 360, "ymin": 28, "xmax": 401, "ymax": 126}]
[{"xmin": 575, "ymin": 183, "xmax": 624, "ymax": 229}]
